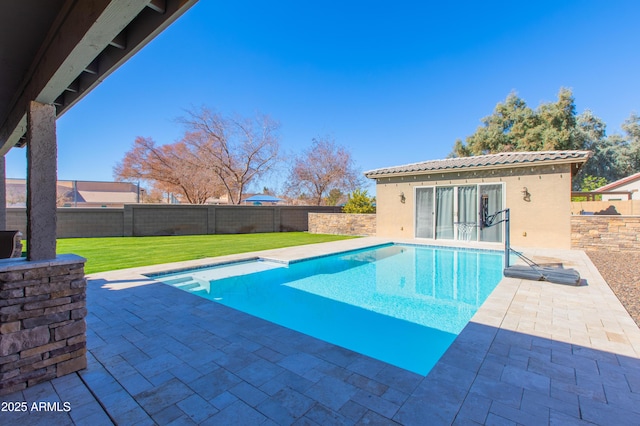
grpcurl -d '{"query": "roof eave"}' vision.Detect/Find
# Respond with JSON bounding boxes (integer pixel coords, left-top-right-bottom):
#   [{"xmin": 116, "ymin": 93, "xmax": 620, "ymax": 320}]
[{"xmin": 0, "ymin": 0, "xmax": 199, "ymax": 155}]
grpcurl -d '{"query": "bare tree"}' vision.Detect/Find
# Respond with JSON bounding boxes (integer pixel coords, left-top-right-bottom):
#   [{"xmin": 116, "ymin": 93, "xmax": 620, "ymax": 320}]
[
  {"xmin": 179, "ymin": 108, "xmax": 281, "ymax": 204},
  {"xmin": 114, "ymin": 136, "xmax": 224, "ymax": 204},
  {"xmin": 6, "ymin": 185, "xmax": 26, "ymax": 207},
  {"xmin": 56, "ymin": 189, "xmax": 73, "ymax": 207},
  {"xmin": 286, "ymin": 137, "xmax": 363, "ymax": 205},
  {"xmin": 115, "ymin": 109, "xmax": 281, "ymax": 205}
]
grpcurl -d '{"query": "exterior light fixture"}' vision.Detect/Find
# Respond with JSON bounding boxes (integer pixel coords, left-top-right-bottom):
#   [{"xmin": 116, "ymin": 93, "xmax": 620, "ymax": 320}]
[
  {"xmin": 399, "ymin": 192, "xmax": 406, "ymax": 203},
  {"xmin": 521, "ymin": 187, "xmax": 531, "ymax": 202}
]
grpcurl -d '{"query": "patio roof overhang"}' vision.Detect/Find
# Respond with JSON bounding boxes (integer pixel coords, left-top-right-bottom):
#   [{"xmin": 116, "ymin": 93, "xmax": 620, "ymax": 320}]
[{"xmin": 0, "ymin": 0, "xmax": 198, "ymax": 156}]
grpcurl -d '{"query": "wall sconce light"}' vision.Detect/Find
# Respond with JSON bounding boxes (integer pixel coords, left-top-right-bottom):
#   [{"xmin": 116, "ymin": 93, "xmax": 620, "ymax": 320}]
[
  {"xmin": 521, "ymin": 187, "xmax": 531, "ymax": 202},
  {"xmin": 399, "ymin": 192, "xmax": 406, "ymax": 203}
]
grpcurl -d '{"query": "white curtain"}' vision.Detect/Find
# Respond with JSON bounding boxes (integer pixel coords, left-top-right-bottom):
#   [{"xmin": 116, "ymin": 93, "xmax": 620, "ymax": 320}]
[
  {"xmin": 436, "ymin": 187, "xmax": 454, "ymax": 239},
  {"xmin": 457, "ymin": 186, "xmax": 478, "ymax": 241},
  {"xmin": 479, "ymin": 184, "xmax": 503, "ymax": 242},
  {"xmin": 415, "ymin": 188, "xmax": 434, "ymax": 238}
]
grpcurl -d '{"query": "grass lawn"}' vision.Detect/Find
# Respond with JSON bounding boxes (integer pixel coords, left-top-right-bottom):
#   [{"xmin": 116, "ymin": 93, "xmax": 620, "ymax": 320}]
[{"xmin": 51, "ymin": 233, "xmax": 356, "ymax": 274}]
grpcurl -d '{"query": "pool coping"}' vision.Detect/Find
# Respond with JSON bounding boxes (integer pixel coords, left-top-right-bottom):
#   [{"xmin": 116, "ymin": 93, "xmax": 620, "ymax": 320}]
[{"xmin": 2, "ymin": 237, "xmax": 639, "ymax": 425}]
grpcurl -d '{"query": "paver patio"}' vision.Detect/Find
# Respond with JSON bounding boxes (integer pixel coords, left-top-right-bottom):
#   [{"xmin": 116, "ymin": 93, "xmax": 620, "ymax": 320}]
[{"xmin": 2, "ymin": 238, "xmax": 639, "ymax": 425}]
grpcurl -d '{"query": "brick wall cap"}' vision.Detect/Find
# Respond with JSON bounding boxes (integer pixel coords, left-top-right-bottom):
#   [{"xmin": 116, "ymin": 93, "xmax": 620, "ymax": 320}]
[{"xmin": 0, "ymin": 254, "xmax": 86, "ymax": 273}]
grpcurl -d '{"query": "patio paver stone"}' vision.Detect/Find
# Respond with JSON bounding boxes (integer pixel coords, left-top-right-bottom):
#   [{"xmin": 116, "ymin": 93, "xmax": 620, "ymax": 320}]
[{"xmin": 1, "ymin": 238, "xmax": 639, "ymax": 425}]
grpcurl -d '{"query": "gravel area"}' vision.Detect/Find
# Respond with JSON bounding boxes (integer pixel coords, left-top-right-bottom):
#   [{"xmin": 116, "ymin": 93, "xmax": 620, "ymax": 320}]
[{"xmin": 587, "ymin": 250, "xmax": 640, "ymax": 327}]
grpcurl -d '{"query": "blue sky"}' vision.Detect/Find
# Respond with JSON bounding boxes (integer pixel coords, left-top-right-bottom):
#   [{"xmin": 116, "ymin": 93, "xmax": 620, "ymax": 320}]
[{"xmin": 6, "ymin": 0, "xmax": 640, "ymax": 194}]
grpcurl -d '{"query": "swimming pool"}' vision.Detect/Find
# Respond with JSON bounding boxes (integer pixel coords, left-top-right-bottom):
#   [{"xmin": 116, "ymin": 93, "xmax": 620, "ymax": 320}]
[{"xmin": 150, "ymin": 244, "xmax": 503, "ymax": 375}]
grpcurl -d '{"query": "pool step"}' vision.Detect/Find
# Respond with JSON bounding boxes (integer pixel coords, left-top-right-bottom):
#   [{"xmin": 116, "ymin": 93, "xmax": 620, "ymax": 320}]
[
  {"xmin": 163, "ymin": 276, "xmax": 193, "ymax": 286},
  {"xmin": 173, "ymin": 279, "xmax": 208, "ymax": 292}
]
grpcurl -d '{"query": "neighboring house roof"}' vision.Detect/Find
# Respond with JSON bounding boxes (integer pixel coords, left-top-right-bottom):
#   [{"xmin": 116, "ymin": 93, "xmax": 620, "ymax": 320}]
[
  {"xmin": 595, "ymin": 172, "xmax": 640, "ymax": 192},
  {"xmin": 364, "ymin": 150, "xmax": 592, "ymax": 178},
  {"xmin": 6, "ymin": 178, "xmax": 140, "ymax": 206},
  {"xmin": 77, "ymin": 191, "xmax": 138, "ymax": 204}
]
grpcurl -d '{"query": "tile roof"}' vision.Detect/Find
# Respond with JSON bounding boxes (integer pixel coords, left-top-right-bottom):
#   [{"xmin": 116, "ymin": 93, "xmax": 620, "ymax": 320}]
[{"xmin": 364, "ymin": 150, "xmax": 592, "ymax": 178}]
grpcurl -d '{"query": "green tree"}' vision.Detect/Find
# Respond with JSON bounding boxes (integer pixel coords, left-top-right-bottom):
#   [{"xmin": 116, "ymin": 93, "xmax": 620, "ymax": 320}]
[
  {"xmin": 619, "ymin": 113, "xmax": 640, "ymax": 175},
  {"xmin": 451, "ymin": 92, "xmax": 536, "ymax": 156},
  {"xmin": 342, "ymin": 189, "xmax": 376, "ymax": 213},
  {"xmin": 537, "ymin": 88, "xmax": 578, "ymax": 150},
  {"xmin": 324, "ymin": 188, "xmax": 344, "ymax": 206},
  {"xmin": 452, "ymin": 88, "xmax": 579, "ymax": 156},
  {"xmin": 574, "ymin": 110, "xmax": 620, "ymax": 189},
  {"xmin": 576, "ymin": 113, "xmax": 640, "ymax": 188},
  {"xmin": 580, "ymin": 175, "xmax": 608, "ymax": 192},
  {"xmin": 450, "ymin": 89, "xmax": 640, "ymax": 190}
]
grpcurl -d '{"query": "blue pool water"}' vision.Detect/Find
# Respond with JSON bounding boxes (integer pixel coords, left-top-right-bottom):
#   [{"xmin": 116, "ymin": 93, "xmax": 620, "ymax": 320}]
[{"xmin": 150, "ymin": 244, "xmax": 503, "ymax": 375}]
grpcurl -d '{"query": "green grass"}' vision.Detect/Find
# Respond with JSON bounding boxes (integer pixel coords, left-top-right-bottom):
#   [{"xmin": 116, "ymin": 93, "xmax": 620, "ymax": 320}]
[{"xmin": 50, "ymin": 233, "xmax": 355, "ymax": 274}]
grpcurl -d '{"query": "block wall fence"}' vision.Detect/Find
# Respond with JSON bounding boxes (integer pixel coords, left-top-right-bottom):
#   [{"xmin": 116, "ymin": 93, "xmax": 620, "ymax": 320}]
[
  {"xmin": 6, "ymin": 205, "xmax": 342, "ymax": 238},
  {"xmin": 570, "ymin": 200, "xmax": 640, "ymax": 216},
  {"xmin": 7, "ymin": 205, "xmax": 640, "ymax": 250}
]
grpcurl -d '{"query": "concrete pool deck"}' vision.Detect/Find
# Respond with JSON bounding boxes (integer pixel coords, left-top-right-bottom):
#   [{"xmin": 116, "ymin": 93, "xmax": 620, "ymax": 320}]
[{"xmin": 2, "ymin": 237, "xmax": 639, "ymax": 425}]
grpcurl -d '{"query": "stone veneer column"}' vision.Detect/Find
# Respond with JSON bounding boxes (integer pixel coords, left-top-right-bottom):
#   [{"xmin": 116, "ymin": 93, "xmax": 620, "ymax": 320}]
[
  {"xmin": 26, "ymin": 101, "xmax": 57, "ymax": 261},
  {"xmin": 0, "ymin": 254, "xmax": 87, "ymax": 395}
]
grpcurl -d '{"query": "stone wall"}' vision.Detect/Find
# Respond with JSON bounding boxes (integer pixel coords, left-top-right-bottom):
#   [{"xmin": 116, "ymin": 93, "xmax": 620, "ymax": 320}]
[
  {"xmin": 571, "ymin": 216, "xmax": 640, "ymax": 251},
  {"xmin": 308, "ymin": 213, "xmax": 376, "ymax": 236},
  {"xmin": 0, "ymin": 255, "xmax": 87, "ymax": 395},
  {"xmin": 7, "ymin": 205, "xmax": 342, "ymax": 238}
]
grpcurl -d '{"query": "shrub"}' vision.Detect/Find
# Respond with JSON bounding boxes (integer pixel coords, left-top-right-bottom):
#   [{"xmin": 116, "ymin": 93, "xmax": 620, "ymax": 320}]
[{"xmin": 342, "ymin": 189, "xmax": 376, "ymax": 214}]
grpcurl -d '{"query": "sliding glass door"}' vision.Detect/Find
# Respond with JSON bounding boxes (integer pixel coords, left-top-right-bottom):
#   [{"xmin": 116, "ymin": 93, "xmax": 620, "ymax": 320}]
[
  {"xmin": 479, "ymin": 184, "xmax": 503, "ymax": 242},
  {"xmin": 457, "ymin": 185, "xmax": 478, "ymax": 241},
  {"xmin": 415, "ymin": 187, "xmax": 434, "ymax": 239},
  {"xmin": 415, "ymin": 183, "xmax": 503, "ymax": 243},
  {"xmin": 435, "ymin": 187, "xmax": 454, "ymax": 239}
]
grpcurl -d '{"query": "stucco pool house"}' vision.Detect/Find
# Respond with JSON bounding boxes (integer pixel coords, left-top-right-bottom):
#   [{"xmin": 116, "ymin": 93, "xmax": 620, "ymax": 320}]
[{"xmin": 365, "ymin": 150, "xmax": 592, "ymax": 249}]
